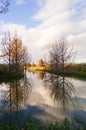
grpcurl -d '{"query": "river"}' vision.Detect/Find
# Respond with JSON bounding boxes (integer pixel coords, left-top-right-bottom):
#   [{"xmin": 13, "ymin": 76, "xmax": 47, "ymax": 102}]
[{"xmin": 0, "ymin": 71, "xmax": 86, "ymax": 126}]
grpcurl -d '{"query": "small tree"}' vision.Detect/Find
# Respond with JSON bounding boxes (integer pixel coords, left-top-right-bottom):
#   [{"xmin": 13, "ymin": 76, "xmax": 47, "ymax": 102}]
[{"xmin": 38, "ymin": 59, "xmax": 44, "ymax": 67}]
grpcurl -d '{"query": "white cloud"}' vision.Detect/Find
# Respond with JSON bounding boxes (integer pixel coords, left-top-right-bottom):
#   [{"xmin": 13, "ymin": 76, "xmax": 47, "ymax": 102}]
[
  {"xmin": 32, "ymin": 0, "xmax": 86, "ymax": 62},
  {"xmin": 0, "ymin": 0, "xmax": 86, "ymax": 63},
  {"xmin": 0, "ymin": 21, "xmax": 45, "ymax": 62},
  {"xmin": 36, "ymin": 0, "xmax": 45, "ymax": 7},
  {"xmin": 34, "ymin": 0, "xmax": 71, "ymax": 20}
]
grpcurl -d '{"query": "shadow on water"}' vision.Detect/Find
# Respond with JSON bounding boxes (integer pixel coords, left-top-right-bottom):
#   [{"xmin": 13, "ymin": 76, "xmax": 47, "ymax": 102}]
[{"xmin": 0, "ymin": 72, "xmax": 32, "ymax": 126}]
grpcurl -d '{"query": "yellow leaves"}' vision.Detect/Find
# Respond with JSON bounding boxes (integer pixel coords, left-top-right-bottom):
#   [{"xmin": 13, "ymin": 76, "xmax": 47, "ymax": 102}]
[{"xmin": 9, "ymin": 37, "xmax": 22, "ymax": 60}]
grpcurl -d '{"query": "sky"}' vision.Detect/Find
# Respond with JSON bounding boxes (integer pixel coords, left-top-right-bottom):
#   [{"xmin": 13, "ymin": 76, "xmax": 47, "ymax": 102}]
[{"xmin": 0, "ymin": 0, "xmax": 86, "ymax": 63}]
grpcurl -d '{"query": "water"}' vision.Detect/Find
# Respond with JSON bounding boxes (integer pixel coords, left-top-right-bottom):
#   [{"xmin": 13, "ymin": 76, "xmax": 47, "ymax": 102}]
[{"xmin": 0, "ymin": 71, "xmax": 86, "ymax": 126}]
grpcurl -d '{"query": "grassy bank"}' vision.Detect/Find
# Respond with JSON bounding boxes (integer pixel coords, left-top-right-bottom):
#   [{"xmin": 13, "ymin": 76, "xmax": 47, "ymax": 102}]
[
  {"xmin": 0, "ymin": 64, "xmax": 25, "ymax": 82},
  {"xmin": 28, "ymin": 63, "xmax": 86, "ymax": 80},
  {"xmin": 61, "ymin": 71, "xmax": 86, "ymax": 79},
  {"xmin": 0, "ymin": 70, "xmax": 24, "ymax": 82},
  {"xmin": 28, "ymin": 66, "xmax": 86, "ymax": 80},
  {"xmin": 0, "ymin": 118, "xmax": 86, "ymax": 130},
  {"xmin": 45, "ymin": 69, "xmax": 86, "ymax": 80}
]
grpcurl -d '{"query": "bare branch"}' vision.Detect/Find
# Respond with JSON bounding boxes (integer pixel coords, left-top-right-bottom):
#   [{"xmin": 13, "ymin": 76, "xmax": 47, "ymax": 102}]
[{"xmin": 0, "ymin": 0, "xmax": 10, "ymax": 13}]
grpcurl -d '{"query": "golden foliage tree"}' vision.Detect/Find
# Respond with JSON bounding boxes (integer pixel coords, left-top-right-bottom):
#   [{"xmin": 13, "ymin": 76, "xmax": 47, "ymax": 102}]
[{"xmin": 1, "ymin": 32, "xmax": 30, "ymax": 72}]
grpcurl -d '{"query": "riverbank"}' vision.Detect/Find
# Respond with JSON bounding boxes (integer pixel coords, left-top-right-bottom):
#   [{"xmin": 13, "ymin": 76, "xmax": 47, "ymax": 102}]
[
  {"xmin": 45, "ymin": 69, "xmax": 86, "ymax": 80},
  {"xmin": 28, "ymin": 66, "xmax": 86, "ymax": 80},
  {"xmin": 0, "ymin": 70, "xmax": 24, "ymax": 82},
  {"xmin": 0, "ymin": 118, "xmax": 86, "ymax": 130}
]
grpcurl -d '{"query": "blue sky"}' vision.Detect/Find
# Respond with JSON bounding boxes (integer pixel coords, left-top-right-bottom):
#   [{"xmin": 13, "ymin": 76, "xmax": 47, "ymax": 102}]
[
  {"xmin": 0, "ymin": 0, "xmax": 41, "ymax": 27},
  {"xmin": 0, "ymin": 0, "xmax": 86, "ymax": 63}
]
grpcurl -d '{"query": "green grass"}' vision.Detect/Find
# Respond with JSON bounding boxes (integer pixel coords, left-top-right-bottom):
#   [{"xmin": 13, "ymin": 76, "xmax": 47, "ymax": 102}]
[
  {"xmin": 0, "ymin": 70, "xmax": 24, "ymax": 82},
  {"xmin": 28, "ymin": 63, "xmax": 86, "ymax": 80},
  {"xmin": 61, "ymin": 71, "xmax": 86, "ymax": 79},
  {"xmin": 0, "ymin": 118, "xmax": 86, "ymax": 130},
  {"xmin": 42, "ymin": 69, "xmax": 86, "ymax": 80}
]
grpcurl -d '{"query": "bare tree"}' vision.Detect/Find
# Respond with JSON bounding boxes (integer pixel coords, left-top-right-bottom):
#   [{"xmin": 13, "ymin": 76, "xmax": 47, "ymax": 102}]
[
  {"xmin": 49, "ymin": 42, "xmax": 60, "ymax": 71},
  {"xmin": 58, "ymin": 39, "xmax": 74, "ymax": 72},
  {"xmin": 0, "ymin": 0, "xmax": 10, "ymax": 13},
  {"xmin": 49, "ymin": 39, "xmax": 74, "ymax": 72},
  {"xmin": 1, "ymin": 32, "xmax": 11, "ymax": 70},
  {"xmin": 22, "ymin": 46, "xmax": 31, "ymax": 72}
]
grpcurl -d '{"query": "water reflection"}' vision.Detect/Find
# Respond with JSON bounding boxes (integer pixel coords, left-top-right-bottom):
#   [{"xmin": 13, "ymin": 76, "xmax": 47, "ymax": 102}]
[
  {"xmin": 37, "ymin": 71, "xmax": 45, "ymax": 80},
  {"xmin": 1, "ymin": 71, "xmax": 85, "ymax": 126},
  {"xmin": 43, "ymin": 73, "xmax": 77, "ymax": 116},
  {"xmin": 1, "ymin": 72, "xmax": 32, "ymax": 125}
]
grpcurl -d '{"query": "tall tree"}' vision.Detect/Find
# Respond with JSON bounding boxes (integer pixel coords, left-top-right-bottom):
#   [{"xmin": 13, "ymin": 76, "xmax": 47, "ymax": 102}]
[
  {"xmin": 10, "ymin": 35, "xmax": 23, "ymax": 71},
  {"xmin": 49, "ymin": 39, "xmax": 74, "ymax": 72},
  {"xmin": 22, "ymin": 46, "xmax": 31, "ymax": 72},
  {"xmin": 49, "ymin": 42, "xmax": 60, "ymax": 71},
  {"xmin": 1, "ymin": 32, "xmax": 12, "ymax": 70},
  {"xmin": 58, "ymin": 40, "xmax": 74, "ymax": 72},
  {"xmin": 1, "ymin": 32, "xmax": 30, "ymax": 72}
]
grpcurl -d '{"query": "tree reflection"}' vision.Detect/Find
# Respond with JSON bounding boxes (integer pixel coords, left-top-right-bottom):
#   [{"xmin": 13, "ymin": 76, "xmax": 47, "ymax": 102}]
[
  {"xmin": 37, "ymin": 71, "xmax": 45, "ymax": 80},
  {"xmin": 44, "ymin": 74, "xmax": 77, "ymax": 116},
  {"xmin": 2, "ymin": 73, "xmax": 32, "ymax": 125}
]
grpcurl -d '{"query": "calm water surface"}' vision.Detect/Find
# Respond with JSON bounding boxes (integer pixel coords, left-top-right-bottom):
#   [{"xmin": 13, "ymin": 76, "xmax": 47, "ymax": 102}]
[{"xmin": 0, "ymin": 71, "xmax": 86, "ymax": 125}]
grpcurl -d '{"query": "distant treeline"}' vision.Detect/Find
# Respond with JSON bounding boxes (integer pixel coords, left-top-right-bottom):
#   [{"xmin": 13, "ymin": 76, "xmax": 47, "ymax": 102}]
[
  {"xmin": 29, "ymin": 63, "xmax": 86, "ymax": 79},
  {"xmin": 29, "ymin": 63, "xmax": 86, "ymax": 72},
  {"xmin": 64, "ymin": 63, "xmax": 86, "ymax": 72},
  {"xmin": 44, "ymin": 63, "xmax": 86, "ymax": 79}
]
